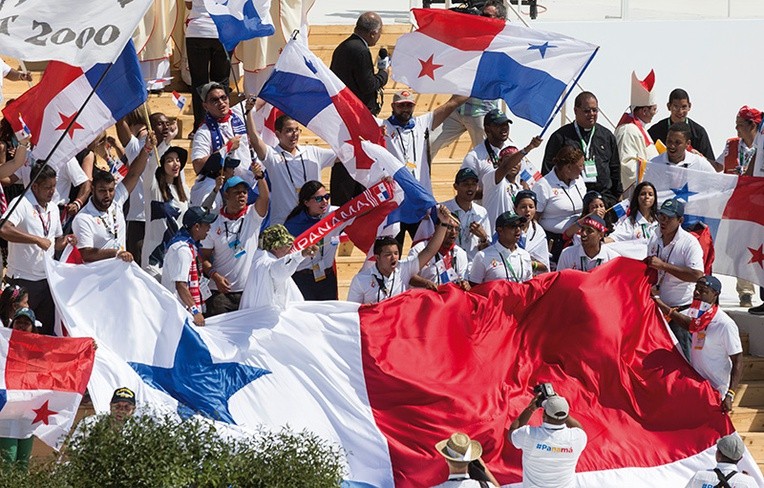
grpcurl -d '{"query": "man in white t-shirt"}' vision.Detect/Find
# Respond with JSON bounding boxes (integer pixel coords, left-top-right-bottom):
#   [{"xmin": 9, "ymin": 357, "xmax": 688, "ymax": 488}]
[
  {"xmin": 347, "ymin": 205, "xmax": 453, "ymax": 304},
  {"xmin": 684, "ymin": 435, "xmax": 757, "ymax": 488},
  {"xmin": 72, "ymin": 132, "xmax": 153, "ymax": 263},
  {"xmin": 648, "ymin": 122, "xmax": 716, "ymax": 173},
  {"xmin": 248, "ymin": 112, "xmax": 337, "ymax": 225},
  {"xmin": 162, "ymin": 206, "xmax": 217, "ymax": 327},
  {"xmin": 461, "ymin": 109, "xmax": 514, "ymax": 201},
  {"xmin": 441, "ymin": 168, "xmax": 491, "ymax": 261},
  {"xmin": 470, "ymin": 213, "xmax": 533, "ymax": 285},
  {"xmin": 200, "ymin": 168, "xmax": 269, "ymax": 316},
  {"xmin": 0, "ymin": 164, "xmax": 73, "ymax": 334},
  {"xmin": 0, "ymin": 59, "xmax": 32, "ymax": 103},
  {"xmin": 509, "ymin": 393, "xmax": 587, "ymax": 488},
  {"xmin": 646, "ymin": 198, "xmax": 704, "ymax": 359}
]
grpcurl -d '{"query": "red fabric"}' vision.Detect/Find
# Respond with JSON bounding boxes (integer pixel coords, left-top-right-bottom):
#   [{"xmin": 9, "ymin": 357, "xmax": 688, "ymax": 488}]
[
  {"xmin": 359, "ymin": 258, "xmax": 732, "ymax": 487},
  {"xmin": 331, "ymin": 87, "xmax": 386, "ymax": 170},
  {"xmin": 738, "ymin": 105, "xmax": 762, "ymax": 125},
  {"xmin": 187, "ymin": 244, "xmax": 203, "ymax": 308},
  {"xmin": 412, "ymin": 8, "xmax": 505, "ymax": 52},
  {"xmin": 638, "ymin": 69, "xmax": 656, "ymax": 92},
  {"xmin": 689, "ymin": 224, "xmax": 715, "ymax": 275},
  {"xmin": 616, "ymin": 113, "xmax": 651, "ymax": 146},
  {"xmin": 722, "ymin": 175, "xmax": 764, "ymax": 225},
  {"xmin": 723, "ymin": 138, "xmax": 741, "ymax": 174},
  {"xmin": 5, "ymin": 330, "xmax": 95, "ymax": 393}
]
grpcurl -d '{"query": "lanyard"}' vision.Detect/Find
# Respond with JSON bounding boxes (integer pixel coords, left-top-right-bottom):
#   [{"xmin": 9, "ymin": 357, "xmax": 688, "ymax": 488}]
[
  {"xmin": 434, "ymin": 249, "xmax": 457, "ymax": 285},
  {"xmin": 574, "ymin": 122, "xmax": 595, "ymax": 160},
  {"xmin": 484, "ymin": 139, "xmax": 499, "ymax": 168},
  {"xmin": 97, "ymin": 205, "xmax": 119, "ymax": 240},
  {"xmin": 395, "ymin": 128, "xmax": 417, "ymax": 167},
  {"xmin": 499, "ymin": 249, "xmax": 523, "ymax": 282},
  {"xmin": 281, "ymin": 151, "xmax": 306, "ymax": 192},
  {"xmin": 739, "ymin": 143, "xmax": 756, "ymax": 172},
  {"xmin": 34, "ymin": 205, "xmax": 51, "ymax": 237},
  {"xmin": 374, "ymin": 268, "xmax": 395, "ymax": 302},
  {"xmin": 452, "ymin": 208, "xmax": 475, "ymax": 249},
  {"xmin": 655, "ymin": 238, "xmax": 676, "ymax": 289},
  {"xmin": 558, "ymin": 182, "xmax": 583, "ymax": 213},
  {"xmin": 223, "ymin": 218, "xmax": 244, "ymax": 248},
  {"xmin": 580, "ymin": 255, "xmax": 602, "ymax": 271}
]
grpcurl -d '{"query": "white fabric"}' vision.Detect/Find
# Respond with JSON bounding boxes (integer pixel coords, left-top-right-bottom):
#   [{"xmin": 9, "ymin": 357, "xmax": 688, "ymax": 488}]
[
  {"xmin": 432, "ymin": 475, "xmax": 483, "ymax": 487},
  {"xmin": 190, "ymin": 176, "xmax": 223, "ymax": 212},
  {"xmin": 535, "ymin": 170, "xmax": 587, "ymax": 234},
  {"xmin": 481, "ymin": 170, "xmax": 522, "ymax": 230},
  {"xmin": 16, "ymin": 157, "xmax": 88, "ymax": 206},
  {"xmin": 649, "ymin": 152, "xmax": 717, "ymax": 173},
  {"xmin": 557, "ymin": 243, "xmax": 621, "ymax": 272},
  {"xmin": 522, "ymin": 222, "xmax": 550, "ymax": 272},
  {"xmin": 191, "ymin": 105, "xmax": 255, "ymax": 187},
  {"xmin": 3, "ymin": 193, "xmax": 62, "ymax": 280},
  {"xmin": 609, "ymin": 211, "xmax": 658, "ymax": 244},
  {"xmin": 461, "ymin": 139, "xmax": 511, "ymax": 190},
  {"xmin": 0, "ymin": 59, "xmax": 10, "ymax": 103},
  {"xmin": 382, "ymin": 112, "xmax": 434, "ymax": 194},
  {"xmin": 647, "ymin": 227, "xmax": 704, "ymax": 307},
  {"xmin": 470, "ymin": 242, "xmax": 532, "ymax": 284},
  {"xmin": 200, "ymin": 204, "xmax": 265, "ymax": 292},
  {"xmin": 185, "ymin": 0, "xmax": 219, "ymax": 38},
  {"xmin": 716, "ymin": 138, "xmax": 755, "ymax": 170},
  {"xmin": 441, "ymin": 198, "xmax": 492, "ymax": 261},
  {"xmin": 161, "ymin": 241, "xmax": 194, "ymax": 301},
  {"xmin": 752, "ymin": 129, "xmax": 764, "ymax": 177},
  {"xmin": 408, "ymin": 241, "xmax": 469, "ymax": 285},
  {"xmin": 291, "ymin": 206, "xmax": 341, "ymax": 273},
  {"xmin": 510, "ymin": 423, "xmax": 588, "ymax": 488},
  {"xmin": 686, "ymin": 308, "xmax": 743, "ymax": 398},
  {"xmin": 684, "ymin": 462, "xmax": 758, "ymax": 488},
  {"xmin": 72, "ymin": 184, "xmax": 129, "ymax": 252},
  {"xmin": 239, "ymin": 249, "xmax": 305, "ymax": 310},
  {"xmin": 124, "ymin": 135, "xmax": 169, "ymax": 222},
  {"xmin": 347, "ymin": 257, "xmax": 421, "ymax": 304},
  {"xmin": 261, "ymin": 144, "xmax": 336, "ymax": 225},
  {"xmin": 630, "ymin": 70, "xmax": 656, "ymax": 108},
  {"xmin": 615, "ymin": 121, "xmax": 658, "ymax": 189},
  {"xmin": 141, "ymin": 178, "xmax": 189, "ymax": 277}
]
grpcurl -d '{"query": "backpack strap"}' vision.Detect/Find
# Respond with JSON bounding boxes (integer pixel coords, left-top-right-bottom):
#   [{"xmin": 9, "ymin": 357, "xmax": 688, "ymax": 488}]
[{"xmin": 714, "ymin": 468, "xmax": 737, "ymax": 488}]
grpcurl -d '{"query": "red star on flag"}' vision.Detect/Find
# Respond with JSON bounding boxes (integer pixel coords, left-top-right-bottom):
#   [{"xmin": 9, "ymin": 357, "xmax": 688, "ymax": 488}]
[
  {"xmin": 748, "ymin": 245, "xmax": 764, "ymax": 268},
  {"xmin": 417, "ymin": 55, "xmax": 443, "ymax": 80},
  {"xmin": 55, "ymin": 112, "xmax": 84, "ymax": 138},
  {"xmin": 32, "ymin": 400, "xmax": 57, "ymax": 425}
]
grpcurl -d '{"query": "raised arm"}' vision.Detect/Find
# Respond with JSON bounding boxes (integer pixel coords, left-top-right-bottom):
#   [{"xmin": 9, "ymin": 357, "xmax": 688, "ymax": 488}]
[
  {"xmin": 246, "ymin": 109, "xmax": 269, "ymax": 161},
  {"xmin": 416, "ymin": 205, "xmax": 452, "ymax": 270},
  {"xmin": 431, "ymin": 95, "xmax": 470, "ymax": 130},
  {"xmin": 494, "ymin": 136, "xmax": 542, "ymax": 185},
  {"xmin": 122, "ymin": 131, "xmax": 155, "ymax": 194}
]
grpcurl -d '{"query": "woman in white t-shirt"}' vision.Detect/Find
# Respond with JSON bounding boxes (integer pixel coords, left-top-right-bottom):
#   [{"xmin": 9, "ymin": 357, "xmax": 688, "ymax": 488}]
[
  {"xmin": 142, "ymin": 147, "xmax": 190, "ymax": 279},
  {"xmin": 513, "ymin": 190, "xmax": 549, "ymax": 274},
  {"xmin": 607, "ymin": 181, "xmax": 658, "ymax": 244}
]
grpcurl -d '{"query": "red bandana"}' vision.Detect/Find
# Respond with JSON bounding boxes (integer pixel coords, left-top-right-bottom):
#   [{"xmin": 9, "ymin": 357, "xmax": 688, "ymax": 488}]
[{"xmin": 686, "ymin": 299, "xmax": 718, "ymax": 333}]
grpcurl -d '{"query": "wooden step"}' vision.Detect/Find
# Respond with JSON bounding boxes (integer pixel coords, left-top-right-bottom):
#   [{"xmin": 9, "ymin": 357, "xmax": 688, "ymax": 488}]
[
  {"xmin": 743, "ymin": 355, "xmax": 764, "ymax": 382},
  {"xmin": 733, "ymin": 381, "xmax": 764, "ymax": 408},
  {"xmin": 741, "ymin": 332, "xmax": 750, "ymax": 356},
  {"xmin": 739, "ymin": 432, "xmax": 764, "ymax": 460},
  {"xmin": 730, "ymin": 407, "xmax": 764, "ymax": 432}
]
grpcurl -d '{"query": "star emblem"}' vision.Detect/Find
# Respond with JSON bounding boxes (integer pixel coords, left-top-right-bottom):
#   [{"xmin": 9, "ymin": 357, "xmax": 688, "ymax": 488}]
[
  {"xmin": 32, "ymin": 400, "xmax": 57, "ymax": 425},
  {"xmin": 417, "ymin": 54, "xmax": 443, "ymax": 80},
  {"xmin": 527, "ymin": 42, "xmax": 557, "ymax": 58},
  {"xmin": 55, "ymin": 112, "xmax": 84, "ymax": 138},
  {"xmin": 670, "ymin": 183, "xmax": 697, "ymax": 203},
  {"xmin": 748, "ymin": 245, "xmax": 764, "ymax": 268},
  {"xmin": 303, "ymin": 56, "xmax": 318, "ymax": 74},
  {"xmin": 129, "ymin": 320, "xmax": 270, "ymax": 424}
]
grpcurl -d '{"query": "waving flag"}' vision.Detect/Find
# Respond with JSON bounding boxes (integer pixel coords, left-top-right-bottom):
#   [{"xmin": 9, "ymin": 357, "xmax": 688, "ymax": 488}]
[
  {"xmin": 45, "ymin": 256, "xmax": 763, "ymax": 487},
  {"xmin": 2, "ymin": 42, "xmax": 147, "ymax": 169},
  {"xmin": 392, "ymin": 9, "xmax": 598, "ymax": 127},
  {"xmin": 171, "ymin": 91, "xmax": 187, "ymax": 111},
  {"xmin": 252, "ymin": 102, "xmax": 282, "ymax": 147},
  {"xmin": 258, "ymin": 37, "xmax": 385, "ymax": 185},
  {"xmin": 644, "ymin": 163, "xmax": 764, "ymax": 286},
  {"xmin": 15, "ymin": 114, "xmax": 32, "ymax": 141},
  {"xmin": 612, "ymin": 199, "xmax": 630, "ymax": 220},
  {"xmin": 0, "ymin": 327, "xmax": 95, "ymax": 449},
  {"xmin": 204, "ymin": 0, "xmax": 275, "ymax": 52}
]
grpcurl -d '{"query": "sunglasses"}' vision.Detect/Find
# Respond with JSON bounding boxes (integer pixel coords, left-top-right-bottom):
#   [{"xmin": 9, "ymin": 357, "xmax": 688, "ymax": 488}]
[
  {"xmin": 311, "ymin": 194, "xmax": 331, "ymax": 202},
  {"xmin": 208, "ymin": 94, "xmax": 228, "ymax": 104}
]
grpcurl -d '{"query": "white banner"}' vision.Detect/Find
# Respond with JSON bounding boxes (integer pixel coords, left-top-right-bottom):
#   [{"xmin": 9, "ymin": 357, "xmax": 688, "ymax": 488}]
[{"xmin": 0, "ymin": 0, "xmax": 153, "ymax": 66}]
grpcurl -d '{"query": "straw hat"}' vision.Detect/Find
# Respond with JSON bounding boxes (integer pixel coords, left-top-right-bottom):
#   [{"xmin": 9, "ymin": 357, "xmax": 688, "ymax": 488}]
[{"xmin": 435, "ymin": 432, "xmax": 482, "ymax": 463}]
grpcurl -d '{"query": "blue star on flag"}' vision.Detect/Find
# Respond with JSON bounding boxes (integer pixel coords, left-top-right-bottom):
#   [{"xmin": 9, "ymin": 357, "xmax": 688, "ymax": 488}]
[
  {"xmin": 670, "ymin": 183, "xmax": 697, "ymax": 202},
  {"xmin": 527, "ymin": 42, "xmax": 557, "ymax": 58},
  {"xmin": 130, "ymin": 321, "xmax": 270, "ymax": 424}
]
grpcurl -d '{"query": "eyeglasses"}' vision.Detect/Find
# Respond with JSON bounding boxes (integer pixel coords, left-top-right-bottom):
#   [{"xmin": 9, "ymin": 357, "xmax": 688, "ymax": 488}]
[
  {"xmin": 579, "ymin": 108, "xmax": 599, "ymax": 114},
  {"xmin": 208, "ymin": 94, "xmax": 228, "ymax": 104},
  {"xmin": 281, "ymin": 127, "xmax": 301, "ymax": 135},
  {"xmin": 312, "ymin": 194, "xmax": 331, "ymax": 202}
]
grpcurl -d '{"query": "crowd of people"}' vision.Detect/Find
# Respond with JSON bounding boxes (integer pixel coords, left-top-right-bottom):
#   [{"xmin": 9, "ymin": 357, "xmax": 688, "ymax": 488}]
[{"xmin": 0, "ymin": 1, "xmax": 759, "ymax": 483}]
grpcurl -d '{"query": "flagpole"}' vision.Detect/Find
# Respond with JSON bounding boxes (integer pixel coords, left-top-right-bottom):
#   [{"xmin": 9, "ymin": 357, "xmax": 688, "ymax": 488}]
[
  {"xmin": 539, "ymin": 46, "xmax": 600, "ymax": 138},
  {"xmin": 0, "ymin": 62, "xmax": 117, "ymax": 231}
]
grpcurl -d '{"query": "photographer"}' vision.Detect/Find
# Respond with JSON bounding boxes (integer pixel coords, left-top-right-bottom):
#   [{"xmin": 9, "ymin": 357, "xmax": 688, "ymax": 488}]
[
  {"xmin": 508, "ymin": 389, "xmax": 587, "ymax": 488},
  {"xmin": 433, "ymin": 432, "xmax": 499, "ymax": 487}
]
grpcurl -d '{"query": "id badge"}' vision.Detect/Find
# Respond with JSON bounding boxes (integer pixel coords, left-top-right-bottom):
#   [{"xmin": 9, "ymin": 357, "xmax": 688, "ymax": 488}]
[
  {"xmin": 583, "ymin": 159, "xmax": 598, "ymax": 182},
  {"xmin": 199, "ymin": 276, "xmax": 212, "ymax": 301},
  {"xmin": 234, "ymin": 248, "xmax": 246, "ymax": 259},
  {"xmin": 312, "ymin": 263, "xmax": 326, "ymax": 282},
  {"xmin": 693, "ymin": 331, "xmax": 706, "ymax": 350}
]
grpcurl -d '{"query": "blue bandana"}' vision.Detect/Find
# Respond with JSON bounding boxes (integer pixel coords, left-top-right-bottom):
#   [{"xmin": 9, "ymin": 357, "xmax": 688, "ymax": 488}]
[{"xmin": 387, "ymin": 114, "xmax": 415, "ymax": 130}]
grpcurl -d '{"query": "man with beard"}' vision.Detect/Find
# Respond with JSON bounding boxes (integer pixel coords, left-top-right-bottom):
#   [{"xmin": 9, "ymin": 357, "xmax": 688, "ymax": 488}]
[
  {"xmin": 72, "ymin": 132, "xmax": 155, "ymax": 263},
  {"xmin": 460, "ymin": 109, "xmax": 514, "ymax": 202}
]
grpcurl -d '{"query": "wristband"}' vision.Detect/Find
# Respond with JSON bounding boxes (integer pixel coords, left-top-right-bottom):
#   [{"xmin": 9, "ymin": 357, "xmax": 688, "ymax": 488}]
[
  {"xmin": 144, "ymin": 145, "xmax": 153, "ymax": 154},
  {"xmin": 72, "ymin": 200, "xmax": 81, "ymax": 210},
  {"xmin": 440, "ymin": 223, "xmax": 450, "ymax": 228},
  {"xmin": 725, "ymin": 389, "xmax": 735, "ymax": 398},
  {"xmin": 254, "ymin": 173, "xmax": 265, "ymax": 180},
  {"xmin": 189, "ymin": 305, "xmax": 201, "ymax": 316},
  {"xmin": 532, "ymin": 261, "xmax": 537, "ymax": 270},
  {"xmin": 520, "ymin": 149, "xmax": 529, "ymax": 156}
]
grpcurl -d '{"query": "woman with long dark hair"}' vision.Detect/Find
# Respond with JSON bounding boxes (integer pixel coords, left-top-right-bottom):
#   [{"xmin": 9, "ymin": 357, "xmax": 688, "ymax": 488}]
[
  {"xmin": 608, "ymin": 181, "xmax": 658, "ymax": 244},
  {"xmin": 142, "ymin": 147, "xmax": 189, "ymax": 279},
  {"xmin": 283, "ymin": 181, "xmax": 340, "ymax": 300}
]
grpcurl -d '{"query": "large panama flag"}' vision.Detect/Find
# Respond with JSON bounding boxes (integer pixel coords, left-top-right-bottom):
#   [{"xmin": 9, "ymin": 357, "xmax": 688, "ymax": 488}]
[{"xmin": 46, "ymin": 257, "xmax": 763, "ymax": 487}]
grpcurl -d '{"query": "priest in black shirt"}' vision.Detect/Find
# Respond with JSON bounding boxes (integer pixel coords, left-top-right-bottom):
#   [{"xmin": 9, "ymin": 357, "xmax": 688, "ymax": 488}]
[
  {"xmin": 541, "ymin": 92, "xmax": 622, "ymax": 207},
  {"xmin": 647, "ymin": 88, "xmax": 715, "ymax": 161}
]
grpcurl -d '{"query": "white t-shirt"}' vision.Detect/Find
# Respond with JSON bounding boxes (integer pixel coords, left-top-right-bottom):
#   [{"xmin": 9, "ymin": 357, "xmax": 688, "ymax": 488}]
[
  {"xmin": 201, "ymin": 204, "xmax": 265, "ymax": 293},
  {"xmin": 382, "ymin": 112, "xmax": 434, "ymax": 194},
  {"xmin": 185, "ymin": 0, "xmax": 219, "ymax": 38},
  {"xmin": 535, "ymin": 170, "xmax": 586, "ymax": 234},
  {"xmin": 347, "ymin": 257, "xmax": 420, "ymax": 305},
  {"xmin": 123, "ymin": 136, "xmax": 168, "ymax": 222},
  {"xmin": 3, "ymin": 193, "xmax": 63, "ymax": 281},
  {"xmin": 649, "ymin": 152, "xmax": 717, "ymax": 173},
  {"xmin": 17, "ymin": 157, "xmax": 88, "ymax": 206},
  {"xmin": 510, "ymin": 423, "xmax": 587, "ymax": 488},
  {"xmin": 684, "ymin": 462, "xmax": 758, "ymax": 488},
  {"xmin": 609, "ymin": 211, "xmax": 657, "ymax": 244},
  {"xmin": 0, "ymin": 59, "xmax": 10, "ymax": 103},
  {"xmin": 239, "ymin": 249, "xmax": 305, "ymax": 310},
  {"xmin": 686, "ymin": 308, "xmax": 743, "ymax": 398},
  {"xmin": 432, "ymin": 475, "xmax": 484, "ymax": 487},
  {"xmin": 441, "ymin": 198, "xmax": 492, "ymax": 261},
  {"xmin": 481, "ymin": 170, "xmax": 522, "ymax": 230},
  {"xmin": 191, "ymin": 105, "xmax": 254, "ymax": 186},
  {"xmin": 261, "ymin": 144, "xmax": 336, "ymax": 225},
  {"xmin": 72, "ymin": 184, "xmax": 130, "ymax": 252},
  {"xmin": 408, "ymin": 241, "xmax": 469, "ymax": 285},
  {"xmin": 556, "ymin": 243, "xmax": 620, "ymax": 272},
  {"xmin": 521, "ymin": 221, "xmax": 550, "ymax": 272},
  {"xmin": 189, "ymin": 176, "xmax": 223, "ymax": 213},
  {"xmin": 461, "ymin": 138, "xmax": 511, "ymax": 185},
  {"xmin": 470, "ymin": 242, "xmax": 533, "ymax": 284},
  {"xmin": 161, "ymin": 240, "xmax": 195, "ymax": 301},
  {"xmin": 752, "ymin": 129, "xmax": 764, "ymax": 177},
  {"xmin": 647, "ymin": 227, "xmax": 704, "ymax": 307}
]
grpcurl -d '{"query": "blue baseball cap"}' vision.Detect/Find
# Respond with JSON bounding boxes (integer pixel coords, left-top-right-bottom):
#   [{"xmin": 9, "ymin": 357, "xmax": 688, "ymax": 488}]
[
  {"xmin": 698, "ymin": 275, "xmax": 722, "ymax": 294},
  {"xmin": 659, "ymin": 198, "xmax": 685, "ymax": 218},
  {"xmin": 183, "ymin": 206, "xmax": 217, "ymax": 228},
  {"xmin": 221, "ymin": 176, "xmax": 258, "ymax": 206}
]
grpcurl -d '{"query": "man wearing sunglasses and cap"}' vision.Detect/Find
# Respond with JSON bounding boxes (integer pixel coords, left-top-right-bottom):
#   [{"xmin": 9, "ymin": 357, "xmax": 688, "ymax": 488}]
[{"xmin": 654, "ymin": 275, "xmax": 743, "ymax": 413}]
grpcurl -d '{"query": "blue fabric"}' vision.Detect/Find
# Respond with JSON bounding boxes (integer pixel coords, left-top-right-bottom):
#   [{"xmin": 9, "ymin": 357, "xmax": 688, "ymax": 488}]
[
  {"xmin": 166, "ymin": 227, "xmax": 198, "ymax": 250},
  {"xmin": 472, "ymin": 51, "xmax": 566, "ymax": 127},
  {"xmin": 204, "ymin": 111, "xmax": 247, "ymax": 154},
  {"xmin": 208, "ymin": 0, "xmax": 275, "ymax": 52},
  {"xmin": 284, "ymin": 210, "xmax": 319, "ymax": 238},
  {"xmin": 386, "ymin": 115, "xmax": 415, "ymax": 130},
  {"xmin": 150, "ymin": 200, "xmax": 181, "ymax": 222},
  {"xmin": 386, "ymin": 166, "xmax": 437, "ymax": 225},
  {"xmin": 84, "ymin": 41, "xmax": 147, "ymax": 122},
  {"xmin": 259, "ymin": 69, "xmax": 333, "ymax": 126}
]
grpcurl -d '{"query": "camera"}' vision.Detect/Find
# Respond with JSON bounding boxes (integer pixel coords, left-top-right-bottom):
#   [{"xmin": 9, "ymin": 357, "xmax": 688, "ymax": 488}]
[{"xmin": 533, "ymin": 383, "xmax": 556, "ymax": 407}]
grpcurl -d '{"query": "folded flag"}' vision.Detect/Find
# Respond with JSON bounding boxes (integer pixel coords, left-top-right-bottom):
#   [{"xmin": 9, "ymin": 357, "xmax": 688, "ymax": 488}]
[
  {"xmin": 611, "ymin": 199, "xmax": 630, "ymax": 220},
  {"xmin": 519, "ymin": 167, "xmax": 542, "ymax": 187},
  {"xmin": 0, "ymin": 327, "xmax": 95, "ymax": 449},
  {"xmin": 2, "ymin": 42, "xmax": 147, "ymax": 169},
  {"xmin": 204, "ymin": 0, "xmax": 275, "ymax": 52},
  {"xmin": 45, "ymin": 257, "xmax": 764, "ymax": 486},
  {"xmin": 259, "ymin": 37, "xmax": 385, "ymax": 186},
  {"xmin": 147, "ymin": 77, "xmax": 173, "ymax": 90},
  {"xmin": 392, "ymin": 9, "xmax": 599, "ymax": 127},
  {"xmin": 171, "ymin": 91, "xmax": 187, "ymax": 111}
]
